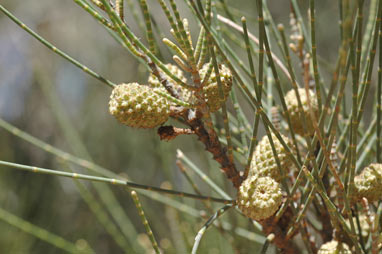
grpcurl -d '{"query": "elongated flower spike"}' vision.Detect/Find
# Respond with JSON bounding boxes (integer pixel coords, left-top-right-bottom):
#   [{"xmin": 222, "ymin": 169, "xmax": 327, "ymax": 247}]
[{"xmin": 109, "ymin": 83, "xmax": 170, "ymax": 128}]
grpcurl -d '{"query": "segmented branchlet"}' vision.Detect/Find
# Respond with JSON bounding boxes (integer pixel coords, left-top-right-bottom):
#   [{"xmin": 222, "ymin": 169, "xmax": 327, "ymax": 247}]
[
  {"xmin": 284, "ymin": 88, "xmax": 319, "ymax": 136},
  {"xmin": 271, "ymin": 106, "xmax": 281, "ymax": 132},
  {"xmin": 329, "ymin": 139, "xmax": 344, "ymax": 209},
  {"xmin": 330, "ymin": 139, "xmax": 339, "ymax": 169},
  {"xmin": 148, "ymin": 63, "xmax": 193, "ymax": 104},
  {"xmin": 109, "ymin": 83, "xmax": 171, "ymax": 128},
  {"xmin": 288, "ymin": 12, "xmax": 304, "ymax": 56},
  {"xmin": 237, "ymin": 175, "xmax": 282, "ymax": 221},
  {"xmin": 317, "ymin": 240, "xmax": 352, "ymax": 254},
  {"xmin": 354, "ymin": 163, "xmax": 382, "ymax": 203}
]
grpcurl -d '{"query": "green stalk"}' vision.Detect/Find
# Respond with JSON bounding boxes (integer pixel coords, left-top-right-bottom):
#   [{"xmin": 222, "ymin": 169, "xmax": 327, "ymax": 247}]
[
  {"xmin": 176, "ymin": 150, "xmax": 231, "ymax": 200},
  {"xmin": 116, "ymin": 0, "xmax": 124, "ymax": 20},
  {"xmin": 191, "ymin": 2, "xmax": 302, "ymax": 178},
  {"xmin": 100, "ymin": 0, "xmax": 193, "ymax": 90},
  {"xmin": 156, "ymin": 0, "xmax": 184, "ymax": 49},
  {"xmin": 131, "ymin": 191, "xmax": 161, "ymax": 254},
  {"xmin": 257, "ymin": 0, "xmax": 302, "ymax": 164},
  {"xmin": 217, "ymin": 14, "xmax": 292, "ymax": 83},
  {"xmin": 378, "ymin": 10, "xmax": 382, "ymax": 163},
  {"xmin": 0, "ymin": 160, "xmax": 235, "ymax": 204},
  {"xmin": 191, "ymin": 204, "xmax": 233, "ymax": 254},
  {"xmin": 310, "ymin": 0, "xmax": 322, "ymax": 115},
  {"xmin": 210, "ymin": 46, "xmax": 234, "ymax": 163},
  {"xmin": 0, "ymin": 4, "xmax": 115, "ymax": 88},
  {"xmin": 73, "ymin": 0, "xmax": 114, "ymax": 29},
  {"xmin": 241, "ymin": 17, "xmax": 259, "ymax": 96},
  {"xmin": 302, "ymin": 167, "xmax": 362, "ymax": 251},
  {"xmin": 139, "ymin": 0, "xmax": 157, "ymax": 54},
  {"xmin": 168, "ymin": 0, "xmax": 197, "ymax": 68},
  {"xmin": 230, "ymin": 90, "xmax": 249, "ymax": 152}
]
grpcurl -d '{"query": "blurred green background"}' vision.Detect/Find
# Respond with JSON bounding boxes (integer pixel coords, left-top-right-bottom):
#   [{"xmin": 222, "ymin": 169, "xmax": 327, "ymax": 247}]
[{"xmin": 0, "ymin": 1, "xmax": 372, "ymax": 253}]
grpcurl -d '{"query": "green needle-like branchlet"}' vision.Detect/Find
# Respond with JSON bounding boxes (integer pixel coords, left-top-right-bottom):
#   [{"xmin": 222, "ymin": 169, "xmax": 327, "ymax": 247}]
[
  {"xmin": 115, "ymin": 0, "xmax": 124, "ymax": 20},
  {"xmin": 191, "ymin": 204, "xmax": 233, "ymax": 254},
  {"xmin": 73, "ymin": 0, "xmax": 114, "ymax": 29},
  {"xmin": 0, "ymin": 4, "xmax": 116, "ymax": 88},
  {"xmin": 139, "ymin": 0, "xmax": 157, "ymax": 54},
  {"xmin": 0, "ymin": 160, "xmax": 235, "ymax": 204},
  {"xmin": 131, "ymin": 191, "xmax": 161, "ymax": 254},
  {"xmin": 301, "ymin": 167, "xmax": 362, "ymax": 252},
  {"xmin": 241, "ymin": 17, "xmax": 259, "ymax": 95},
  {"xmin": 309, "ymin": 0, "xmax": 322, "ymax": 115},
  {"xmin": 257, "ymin": 0, "xmax": 302, "ymax": 165},
  {"xmin": 162, "ymin": 38, "xmax": 188, "ymax": 61},
  {"xmin": 210, "ymin": 46, "xmax": 234, "ymax": 163},
  {"xmin": 378, "ymin": 10, "xmax": 382, "ymax": 163}
]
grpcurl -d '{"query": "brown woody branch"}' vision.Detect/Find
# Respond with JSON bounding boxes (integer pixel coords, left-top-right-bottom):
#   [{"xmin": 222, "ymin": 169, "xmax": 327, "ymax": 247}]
[
  {"xmin": 260, "ymin": 206, "xmax": 298, "ymax": 254},
  {"xmin": 187, "ymin": 114, "xmax": 242, "ymax": 189}
]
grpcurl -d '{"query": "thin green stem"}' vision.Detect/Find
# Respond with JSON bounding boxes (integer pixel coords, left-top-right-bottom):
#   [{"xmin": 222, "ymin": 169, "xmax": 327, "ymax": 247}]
[
  {"xmin": 257, "ymin": 0, "xmax": 302, "ymax": 164},
  {"xmin": 241, "ymin": 17, "xmax": 259, "ymax": 96},
  {"xmin": 139, "ymin": 0, "xmax": 157, "ymax": 54},
  {"xmin": 377, "ymin": 9, "xmax": 382, "ymax": 163},
  {"xmin": 302, "ymin": 167, "xmax": 362, "ymax": 251},
  {"xmin": 0, "ymin": 160, "xmax": 235, "ymax": 204},
  {"xmin": 310, "ymin": 0, "xmax": 322, "ymax": 115},
  {"xmin": 176, "ymin": 150, "xmax": 231, "ymax": 200},
  {"xmin": 191, "ymin": 204, "xmax": 233, "ymax": 254},
  {"xmin": 0, "ymin": 4, "xmax": 116, "ymax": 88},
  {"xmin": 116, "ymin": 0, "xmax": 124, "ymax": 21},
  {"xmin": 131, "ymin": 191, "xmax": 161, "ymax": 254},
  {"xmin": 210, "ymin": 46, "xmax": 234, "ymax": 163},
  {"xmin": 74, "ymin": 0, "xmax": 114, "ymax": 29},
  {"xmin": 101, "ymin": 0, "xmax": 193, "ymax": 90}
]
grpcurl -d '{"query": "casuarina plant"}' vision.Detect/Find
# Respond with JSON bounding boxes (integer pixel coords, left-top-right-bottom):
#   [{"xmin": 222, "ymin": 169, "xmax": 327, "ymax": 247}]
[{"xmin": 1, "ymin": 0, "xmax": 382, "ymax": 253}]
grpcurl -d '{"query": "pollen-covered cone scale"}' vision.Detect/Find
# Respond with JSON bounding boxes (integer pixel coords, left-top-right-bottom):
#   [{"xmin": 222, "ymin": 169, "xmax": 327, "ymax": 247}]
[{"xmin": 109, "ymin": 83, "xmax": 170, "ymax": 128}]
